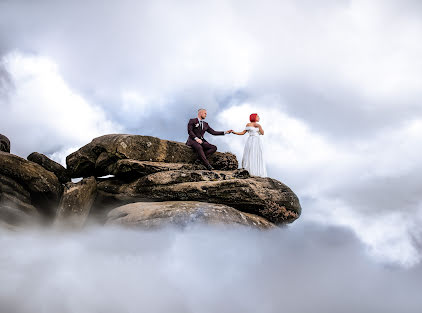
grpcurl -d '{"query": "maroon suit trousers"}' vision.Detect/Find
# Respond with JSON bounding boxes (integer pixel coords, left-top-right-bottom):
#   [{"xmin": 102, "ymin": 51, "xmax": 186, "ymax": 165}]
[{"xmin": 189, "ymin": 141, "xmax": 217, "ymax": 166}]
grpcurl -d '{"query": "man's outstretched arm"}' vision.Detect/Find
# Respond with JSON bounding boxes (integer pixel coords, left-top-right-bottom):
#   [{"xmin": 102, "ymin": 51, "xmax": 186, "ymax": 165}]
[{"xmin": 207, "ymin": 126, "xmax": 232, "ymax": 136}]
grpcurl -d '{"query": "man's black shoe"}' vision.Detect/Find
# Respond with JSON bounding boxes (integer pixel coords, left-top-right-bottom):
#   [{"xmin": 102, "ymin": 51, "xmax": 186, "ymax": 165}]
[{"xmin": 206, "ymin": 164, "xmax": 214, "ymax": 171}]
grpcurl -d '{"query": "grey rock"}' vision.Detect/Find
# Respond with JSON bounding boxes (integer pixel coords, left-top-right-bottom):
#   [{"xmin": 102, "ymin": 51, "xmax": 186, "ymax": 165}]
[
  {"xmin": 28, "ymin": 152, "xmax": 70, "ymax": 183},
  {"xmin": 112, "ymin": 159, "xmax": 249, "ymax": 180},
  {"xmin": 95, "ymin": 168, "xmax": 301, "ymax": 224},
  {"xmin": 0, "ymin": 134, "xmax": 10, "ymax": 153},
  {"xmin": 113, "ymin": 159, "xmax": 204, "ymax": 179},
  {"xmin": 0, "ymin": 151, "xmax": 62, "ymax": 217},
  {"xmin": 55, "ymin": 176, "xmax": 97, "ymax": 228},
  {"xmin": 66, "ymin": 134, "xmax": 238, "ymax": 178},
  {"xmin": 0, "ymin": 175, "xmax": 40, "ymax": 226},
  {"xmin": 0, "ymin": 203, "xmax": 39, "ymax": 227},
  {"xmin": 106, "ymin": 201, "xmax": 275, "ymax": 229}
]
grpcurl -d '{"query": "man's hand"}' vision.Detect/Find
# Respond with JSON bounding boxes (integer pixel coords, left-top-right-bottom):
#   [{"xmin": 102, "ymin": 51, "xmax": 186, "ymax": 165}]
[
  {"xmin": 225, "ymin": 130, "xmax": 233, "ymax": 134},
  {"xmin": 195, "ymin": 138, "xmax": 203, "ymax": 144}
]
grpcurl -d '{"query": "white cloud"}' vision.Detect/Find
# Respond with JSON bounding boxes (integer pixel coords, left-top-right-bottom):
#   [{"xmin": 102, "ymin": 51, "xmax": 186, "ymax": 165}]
[
  {"xmin": 0, "ymin": 225, "xmax": 421, "ymax": 312},
  {"xmin": 0, "ymin": 52, "xmax": 122, "ymax": 163},
  {"xmin": 217, "ymin": 102, "xmax": 422, "ymax": 266}
]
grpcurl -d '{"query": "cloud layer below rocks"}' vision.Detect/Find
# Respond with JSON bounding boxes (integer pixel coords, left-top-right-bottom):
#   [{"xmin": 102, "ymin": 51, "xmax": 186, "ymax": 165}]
[{"xmin": 0, "ymin": 224, "xmax": 421, "ymax": 313}]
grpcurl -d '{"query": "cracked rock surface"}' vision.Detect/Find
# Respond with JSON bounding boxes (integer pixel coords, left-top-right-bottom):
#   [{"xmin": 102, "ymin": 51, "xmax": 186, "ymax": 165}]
[
  {"xmin": 93, "ymin": 163, "xmax": 301, "ymax": 224},
  {"xmin": 106, "ymin": 201, "xmax": 275, "ymax": 229},
  {"xmin": 66, "ymin": 134, "xmax": 238, "ymax": 177}
]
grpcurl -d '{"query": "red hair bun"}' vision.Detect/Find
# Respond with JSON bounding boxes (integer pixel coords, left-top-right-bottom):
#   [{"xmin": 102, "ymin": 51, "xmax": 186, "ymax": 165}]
[{"xmin": 250, "ymin": 113, "xmax": 258, "ymax": 122}]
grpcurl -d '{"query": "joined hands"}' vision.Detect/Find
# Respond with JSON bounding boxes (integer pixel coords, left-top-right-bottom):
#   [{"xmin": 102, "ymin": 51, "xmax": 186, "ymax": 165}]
[{"xmin": 196, "ymin": 130, "xmax": 233, "ymax": 143}]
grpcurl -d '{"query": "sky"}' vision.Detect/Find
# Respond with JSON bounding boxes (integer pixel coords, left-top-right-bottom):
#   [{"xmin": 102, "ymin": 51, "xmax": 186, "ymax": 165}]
[{"xmin": 1, "ymin": 0, "xmax": 422, "ymax": 268}]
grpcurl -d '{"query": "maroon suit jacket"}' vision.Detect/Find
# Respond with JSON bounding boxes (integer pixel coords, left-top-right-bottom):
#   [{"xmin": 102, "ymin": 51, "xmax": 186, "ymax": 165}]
[{"xmin": 186, "ymin": 118, "xmax": 225, "ymax": 146}]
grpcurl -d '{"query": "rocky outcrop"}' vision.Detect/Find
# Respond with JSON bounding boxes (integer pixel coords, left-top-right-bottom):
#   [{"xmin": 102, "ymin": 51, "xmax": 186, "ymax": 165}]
[
  {"xmin": 106, "ymin": 201, "xmax": 275, "ymax": 229},
  {"xmin": 0, "ymin": 151, "xmax": 62, "ymax": 217},
  {"xmin": 0, "ymin": 134, "xmax": 10, "ymax": 153},
  {"xmin": 0, "ymin": 133, "xmax": 302, "ymax": 229},
  {"xmin": 66, "ymin": 134, "xmax": 238, "ymax": 178},
  {"xmin": 95, "ymin": 167, "xmax": 300, "ymax": 224},
  {"xmin": 28, "ymin": 152, "xmax": 70, "ymax": 183},
  {"xmin": 55, "ymin": 177, "xmax": 97, "ymax": 228}
]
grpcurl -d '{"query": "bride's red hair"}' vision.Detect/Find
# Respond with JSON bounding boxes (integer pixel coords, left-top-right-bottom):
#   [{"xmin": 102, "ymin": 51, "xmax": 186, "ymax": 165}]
[{"xmin": 250, "ymin": 113, "xmax": 258, "ymax": 122}]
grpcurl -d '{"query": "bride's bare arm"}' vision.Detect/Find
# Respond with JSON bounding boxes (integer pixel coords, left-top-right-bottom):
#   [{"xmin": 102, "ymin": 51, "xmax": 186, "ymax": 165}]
[
  {"xmin": 258, "ymin": 124, "xmax": 264, "ymax": 135},
  {"xmin": 232, "ymin": 130, "xmax": 247, "ymax": 135}
]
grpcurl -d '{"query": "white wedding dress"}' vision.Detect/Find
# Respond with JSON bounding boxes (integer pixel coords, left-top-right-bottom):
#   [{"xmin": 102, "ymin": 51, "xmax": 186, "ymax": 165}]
[{"xmin": 241, "ymin": 126, "xmax": 267, "ymax": 177}]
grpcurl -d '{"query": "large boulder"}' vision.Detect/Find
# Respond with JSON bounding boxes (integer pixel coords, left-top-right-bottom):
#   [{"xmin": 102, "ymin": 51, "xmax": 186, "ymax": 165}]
[
  {"xmin": 112, "ymin": 159, "xmax": 249, "ymax": 180},
  {"xmin": 55, "ymin": 177, "xmax": 97, "ymax": 228},
  {"xmin": 28, "ymin": 152, "xmax": 70, "ymax": 183},
  {"xmin": 0, "ymin": 174, "xmax": 33, "ymax": 209},
  {"xmin": 0, "ymin": 203, "xmax": 39, "ymax": 227},
  {"xmin": 0, "ymin": 174, "xmax": 40, "ymax": 226},
  {"xmin": 0, "ymin": 151, "xmax": 63, "ymax": 217},
  {"xmin": 66, "ymin": 134, "xmax": 238, "ymax": 178},
  {"xmin": 0, "ymin": 134, "xmax": 10, "ymax": 153},
  {"xmin": 95, "ymin": 167, "xmax": 301, "ymax": 224},
  {"xmin": 113, "ymin": 159, "xmax": 204, "ymax": 179},
  {"xmin": 106, "ymin": 201, "xmax": 275, "ymax": 229}
]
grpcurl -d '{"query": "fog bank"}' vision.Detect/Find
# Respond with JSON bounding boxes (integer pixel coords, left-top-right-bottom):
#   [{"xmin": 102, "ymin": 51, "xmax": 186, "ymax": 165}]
[{"xmin": 0, "ymin": 222, "xmax": 420, "ymax": 313}]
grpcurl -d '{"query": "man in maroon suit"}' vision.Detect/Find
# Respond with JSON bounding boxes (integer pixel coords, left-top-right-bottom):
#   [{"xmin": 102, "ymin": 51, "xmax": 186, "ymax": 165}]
[{"xmin": 186, "ymin": 109, "xmax": 232, "ymax": 170}]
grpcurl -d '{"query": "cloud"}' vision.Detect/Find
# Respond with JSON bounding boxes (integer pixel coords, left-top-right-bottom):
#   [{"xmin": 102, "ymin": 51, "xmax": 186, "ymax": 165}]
[
  {"xmin": 1, "ymin": 0, "xmax": 421, "ymax": 142},
  {"xmin": 0, "ymin": 224, "xmax": 421, "ymax": 313},
  {"xmin": 0, "ymin": 52, "xmax": 122, "ymax": 163},
  {"xmin": 216, "ymin": 103, "xmax": 422, "ymax": 266}
]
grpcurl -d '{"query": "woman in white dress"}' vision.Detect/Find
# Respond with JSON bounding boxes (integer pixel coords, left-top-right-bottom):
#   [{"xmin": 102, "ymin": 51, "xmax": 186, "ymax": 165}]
[{"xmin": 232, "ymin": 113, "xmax": 267, "ymax": 177}]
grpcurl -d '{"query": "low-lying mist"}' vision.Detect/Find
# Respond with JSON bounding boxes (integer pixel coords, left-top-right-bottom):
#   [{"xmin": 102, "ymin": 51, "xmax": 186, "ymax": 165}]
[{"xmin": 0, "ymin": 222, "xmax": 421, "ymax": 313}]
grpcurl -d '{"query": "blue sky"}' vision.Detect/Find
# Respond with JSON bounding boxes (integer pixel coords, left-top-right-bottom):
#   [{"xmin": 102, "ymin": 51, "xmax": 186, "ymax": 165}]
[{"xmin": 1, "ymin": 0, "xmax": 422, "ymax": 266}]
